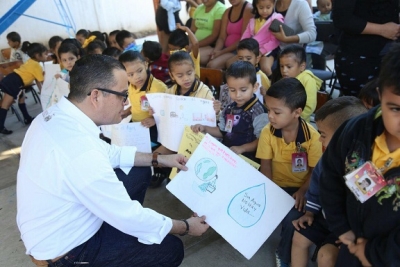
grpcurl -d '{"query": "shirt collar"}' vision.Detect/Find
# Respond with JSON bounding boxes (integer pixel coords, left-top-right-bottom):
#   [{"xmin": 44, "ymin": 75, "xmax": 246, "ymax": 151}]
[
  {"xmin": 139, "ymin": 70, "xmax": 153, "ymax": 92},
  {"xmin": 229, "ymin": 95, "xmax": 258, "ymax": 111},
  {"xmin": 56, "ymin": 97, "xmax": 101, "ymax": 138},
  {"xmin": 270, "ymin": 117, "xmax": 311, "ymax": 144},
  {"xmin": 176, "ymin": 79, "xmax": 200, "ymax": 96}
]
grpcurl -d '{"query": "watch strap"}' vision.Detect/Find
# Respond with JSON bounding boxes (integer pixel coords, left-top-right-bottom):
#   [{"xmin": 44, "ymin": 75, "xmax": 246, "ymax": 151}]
[{"xmin": 179, "ymin": 219, "xmax": 189, "ymax": 236}]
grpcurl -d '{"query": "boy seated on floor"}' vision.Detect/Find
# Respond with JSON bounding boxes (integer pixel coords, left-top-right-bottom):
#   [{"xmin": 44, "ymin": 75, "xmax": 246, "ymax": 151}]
[
  {"xmin": 291, "ymin": 96, "xmax": 367, "ymax": 267},
  {"xmin": 256, "ymin": 78, "xmax": 322, "ymax": 267}
]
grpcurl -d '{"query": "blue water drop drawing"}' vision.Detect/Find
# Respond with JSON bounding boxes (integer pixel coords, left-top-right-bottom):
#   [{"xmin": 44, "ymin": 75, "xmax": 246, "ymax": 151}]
[{"xmin": 227, "ymin": 184, "xmax": 266, "ymax": 228}]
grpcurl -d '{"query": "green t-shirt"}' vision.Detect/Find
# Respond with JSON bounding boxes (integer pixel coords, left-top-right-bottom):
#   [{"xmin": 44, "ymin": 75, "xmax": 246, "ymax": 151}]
[{"xmin": 193, "ymin": 2, "xmax": 226, "ymax": 41}]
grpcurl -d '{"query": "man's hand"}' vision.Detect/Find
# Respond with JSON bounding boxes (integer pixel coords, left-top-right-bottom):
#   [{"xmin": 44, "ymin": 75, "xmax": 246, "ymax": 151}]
[
  {"xmin": 339, "ymin": 230, "xmax": 356, "ymax": 246},
  {"xmin": 158, "ymin": 154, "xmax": 188, "ymax": 171},
  {"xmin": 292, "ymin": 211, "xmax": 314, "ymax": 231},
  {"xmin": 141, "ymin": 117, "xmax": 155, "ymax": 128},
  {"xmin": 292, "ymin": 187, "xmax": 307, "ymax": 212},
  {"xmin": 187, "ymin": 215, "xmax": 209, "ymax": 236},
  {"xmin": 348, "ymin": 238, "xmax": 372, "ymax": 267},
  {"xmin": 191, "ymin": 124, "xmax": 206, "ymax": 134}
]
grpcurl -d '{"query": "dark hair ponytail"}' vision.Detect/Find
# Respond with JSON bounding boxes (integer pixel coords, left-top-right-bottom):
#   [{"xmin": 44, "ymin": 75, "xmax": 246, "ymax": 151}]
[
  {"xmin": 21, "ymin": 41, "xmax": 31, "ymax": 54},
  {"xmin": 22, "ymin": 42, "xmax": 47, "ymax": 59}
]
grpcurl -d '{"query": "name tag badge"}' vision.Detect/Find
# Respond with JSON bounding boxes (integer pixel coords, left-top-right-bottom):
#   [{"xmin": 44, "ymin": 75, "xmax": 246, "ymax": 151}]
[
  {"xmin": 225, "ymin": 114, "xmax": 234, "ymax": 133},
  {"xmin": 141, "ymin": 95, "xmax": 149, "ymax": 111},
  {"xmin": 344, "ymin": 161, "xmax": 387, "ymax": 203},
  {"xmin": 292, "ymin": 152, "xmax": 307, "ymax": 172}
]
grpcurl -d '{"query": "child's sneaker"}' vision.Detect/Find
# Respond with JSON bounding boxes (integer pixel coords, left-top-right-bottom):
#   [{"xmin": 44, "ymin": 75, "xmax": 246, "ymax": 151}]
[{"xmin": 275, "ymin": 251, "xmax": 289, "ymax": 267}]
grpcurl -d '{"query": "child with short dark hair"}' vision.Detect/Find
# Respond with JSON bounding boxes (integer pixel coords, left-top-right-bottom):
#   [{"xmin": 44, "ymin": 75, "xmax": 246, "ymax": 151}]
[
  {"xmin": 359, "ymin": 78, "xmax": 380, "ymax": 109},
  {"xmin": 48, "ymin": 36, "xmax": 64, "ymax": 64},
  {"xmin": 277, "ymin": 44, "xmax": 322, "ymax": 122},
  {"xmin": 191, "ymin": 61, "xmax": 268, "ymax": 160},
  {"xmin": 115, "ymin": 30, "xmax": 137, "ymax": 51},
  {"xmin": 55, "ymin": 43, "xmax": 81, "ymax": 82},
  {"xmin": 291, "ymin": 96, "xmax": 367, "ymax": 267},
  {"xmin": 142, "ymin": 40, "xmax": 170, "ymax": 84},
  {"xmin": 168, "ymin": 24, "xmax": 200, "ymax": 78},
  {"xmin": 108, "ymin": 30, "xmax": 121, "ymax": 49},
  {"xmin": 0, "ymin": 43, "xmax": 48, "ymax": 134},
  {"xmin": 6, "ymin": 31, "xmax": 29, "ymax": 63},
  {"xmin": 237, "ymin": 38, "xmax": 271, "ymax": 96},
  {"xmin": 256, "ymin": 77, "xmax": 322, "ymax": 267},
  {"xmin": 102, "ymin": 47, "xmax": 122, "ymax": 59},
  {"xmin": 75, "ymin": 29, "xmax": 90, "ymax": 46},
  {"xmin": 87, "ymin": 40, "xmax": 106, "ymax": 55},
  {"xmin": 319, "ymin": 43, "xmax": 400, "ymax": 267}
]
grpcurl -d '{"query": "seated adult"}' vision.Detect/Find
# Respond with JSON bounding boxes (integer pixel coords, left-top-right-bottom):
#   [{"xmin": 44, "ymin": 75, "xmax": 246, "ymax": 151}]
[
  {"xmin": 17, "ymin": 55, "xmax": 209, "ymax": 266},
  {"xmin": 191, "ymin": 0, "xmax": 226, "ymax": 65},
  {"xmin": 206, "ymin": 0, "xmax": 253, "ymax": 69}
]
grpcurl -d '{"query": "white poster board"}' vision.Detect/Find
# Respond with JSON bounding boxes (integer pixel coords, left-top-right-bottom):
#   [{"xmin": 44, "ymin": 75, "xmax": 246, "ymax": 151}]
[
  {"xmin": 101, "ymin": 122, "xmax": 151, "ymax": 153},
  {"xmin": 167, "ymin": 134, "xmax": 294, "ymax": 259},
  {"xmin": 147, "ymin": 93, "xmax": 216, "ymax": 151},
  {"xmin": 40, "ymin": 64, "xmax": 63, "ymax": 110},
  {"xmin": 255, "ymin": 74, "xmax": 264, "ymax": 104}
]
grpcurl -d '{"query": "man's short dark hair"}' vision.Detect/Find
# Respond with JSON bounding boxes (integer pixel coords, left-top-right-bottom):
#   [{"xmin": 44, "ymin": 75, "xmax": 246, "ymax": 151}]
[
  {"xmin": 68, "ymin": 55, "xmax": 125, "ymax": 102},
  {"xmin": 6, "ymin": 32, "xmax": 21, "ymax": 43},
  {"xmin": 266, "ymin": 78, "xmax": 306, "ymax": 111},
  {"xmin": 142, "ymin": 41, "xmax": 162, "ymax": 61},
  {"xmin": 315, "ymin": 96, "xmax": 367, "ymax": 131},
  {"xmin": 237, "ymin": 38, "xmax": 260, "ymax": 57},
  {"xmin": 225, "ymin": 61, "xmax": 257, "ymax": 85},
  {"xmin": 168, "ymin": 29, "xmax": 189, "ymax": 48},
  {"xmin": 116, "ymin": 30, "xmax": 134, "ymax": 49},
  {"xmin": 379, "ymin": 43, "xmax": 400, "ymax": 95}
]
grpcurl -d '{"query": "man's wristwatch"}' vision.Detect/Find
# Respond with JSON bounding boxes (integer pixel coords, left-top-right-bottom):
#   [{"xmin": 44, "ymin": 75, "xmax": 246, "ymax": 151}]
[
  {"xmin": 180, "ymin": 219, "xmax": 189, "ymax": 236},
  {"xmin": 152, "ymin": 152, "xmax": 160, "ymax": 167}
]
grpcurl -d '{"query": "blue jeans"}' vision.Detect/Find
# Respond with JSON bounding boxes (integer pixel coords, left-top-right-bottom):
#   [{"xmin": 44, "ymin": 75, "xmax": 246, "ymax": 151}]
[{"xmin": 46, "ymin": 166, "xmax": 184, "ymax": 267}]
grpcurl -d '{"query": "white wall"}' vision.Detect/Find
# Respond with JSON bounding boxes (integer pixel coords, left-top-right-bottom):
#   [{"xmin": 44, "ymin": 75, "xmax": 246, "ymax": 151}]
[{"xmin": 0, "ymin": 0, "xmax": 189, "ymax": 48}]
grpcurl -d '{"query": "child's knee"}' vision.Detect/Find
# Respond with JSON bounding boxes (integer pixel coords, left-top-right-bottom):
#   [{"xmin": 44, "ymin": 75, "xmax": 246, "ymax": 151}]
[
  {"xmin": 317, "ymin": 244, "xmax": 339, "ymax": 267},
  {"xmin": 292, "ymin": 231, "xmax": 313, "ymax": 249}
]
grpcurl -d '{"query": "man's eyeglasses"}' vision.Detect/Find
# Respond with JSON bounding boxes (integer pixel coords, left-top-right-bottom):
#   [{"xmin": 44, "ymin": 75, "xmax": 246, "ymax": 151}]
[{"xmin": 87, "ymin": 88, "xmax": 128, "ymax": 103}]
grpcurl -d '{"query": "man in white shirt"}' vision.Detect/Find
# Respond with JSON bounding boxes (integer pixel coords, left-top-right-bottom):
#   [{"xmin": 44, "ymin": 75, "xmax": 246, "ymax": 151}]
[{"xmin": 17, "ymin": 55, "xmax": 209, "ymax": 267}]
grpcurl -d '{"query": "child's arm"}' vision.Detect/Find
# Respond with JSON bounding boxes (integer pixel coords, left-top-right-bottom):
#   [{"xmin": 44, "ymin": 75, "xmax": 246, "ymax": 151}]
[
  {"xmin": 292, "ymin": 167, "xmax": 313, "ymax": 212},
  {"xmin": 141, "ymin": 117, "xmax": 155, "ymax": 128},
  {"xmin": 177, "ymin": 24, "xmax": 199, "ymax": 59},
  {"xmin": 230, "ymin": 139, "xmax": 259, "ymax": 155},
  {"xmin": 35, "ymin": 79, "xmax": 43, "ymax": 93},
  {"xmin": 260, "ymin": 159, "xmax": 273, "ymax": 180},
  {"xmin": 121, "ymin": 108, "xmax": 131, "ymax": 119},
  {"xmin": 191, "ymin": 124, "xmax": 223, "ymax": 138}
]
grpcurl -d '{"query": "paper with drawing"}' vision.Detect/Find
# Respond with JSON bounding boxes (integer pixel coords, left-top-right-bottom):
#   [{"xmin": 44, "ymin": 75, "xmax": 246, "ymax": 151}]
[
  {"xmin": 146, "ymin": 93, "xmax": 216, "ymax": 151},
  {"xmin": 167, "ymin": 134, "xmax": 294, "ymax": 259}
]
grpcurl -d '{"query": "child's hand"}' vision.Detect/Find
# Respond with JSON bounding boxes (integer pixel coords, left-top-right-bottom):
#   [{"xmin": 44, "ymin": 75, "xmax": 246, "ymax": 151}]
[
  {"xmin": 271, "ymin": 25, "xmax": 288, "ymax": 42},
  {"xmin": 148, "ymin": 106, "xmax": 155, "ymax": 116},
  {"xmin": 191, "ymin": 124, "xmax": 206, "ymax": 134},
  {"xmin": 338, "ymin": 230, "xmax": 356, "ymax": 246},
  {"xmin": 292, "ymin": 187, "xmax": 307, "ymax": 212},
  {"xmin": 292, "ymin": 211, "xmax": 314, "ymax": 231},
  {"xmin": 54, "ymin": 74, "xmax": 61, "ymax": 79},
  {"xmin": 141, "ymin": 117, "xmax": 155, "ymax": 128},
  {"xmin": 121, "ymin": 109, "xmax": 131, "ymax": 119},
  {"xmin": 348, "ymin": 238, "xmax": 372, "ymax": 267},
  {"xmin": 213, "ymin": 100, "xmax": 221, "ymax": 115},
  {"xmin": 260, "ymin": 86, "xmax": 267, "ymax": 96},
  {"xmin": 230, "ymin": 146, "xmax": 245, "ymax": 155}
]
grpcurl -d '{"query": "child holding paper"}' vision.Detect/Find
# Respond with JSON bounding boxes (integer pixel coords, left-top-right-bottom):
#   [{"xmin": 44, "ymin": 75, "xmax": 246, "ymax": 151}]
[
  {"xmin": 191, "ymin": 60, "xmax": 268, "ymax": 161},
  {"xmin": 256, "ymin": 78, "xmax": 322, "ymax": 267},
  {"xmin": 291, "ymin": 96, "xmax": 367, "ymax": 267},
  {"xmin": 118, "ymin": 50, "xmax": 167, "ymax": 142}
]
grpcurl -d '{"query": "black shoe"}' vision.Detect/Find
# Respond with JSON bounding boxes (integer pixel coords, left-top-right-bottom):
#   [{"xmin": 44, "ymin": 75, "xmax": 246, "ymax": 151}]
[
  {"xmin": 150, "ymin": 172, "xmax": 167, "ymax": 188},
  {"xmin": 24, "ymin": 117, "xmax": 34, "ymax": 125},
  {"xmin": 0, "ymin": 128, "xmax": 13, "ymax": 135}
]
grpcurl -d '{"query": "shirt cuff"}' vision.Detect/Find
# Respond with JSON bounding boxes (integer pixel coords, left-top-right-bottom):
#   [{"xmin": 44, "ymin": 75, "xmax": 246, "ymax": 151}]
[
  {"xmin": 138, "ymin": 216, "xmax": 173, "ymax": 245},
  {"xmin": 119, "ymin": 146, "xmax": 137, "ymax": 168}
]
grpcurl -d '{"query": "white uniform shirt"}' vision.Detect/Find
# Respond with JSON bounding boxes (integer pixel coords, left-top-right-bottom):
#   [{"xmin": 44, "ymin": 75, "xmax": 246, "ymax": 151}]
[{"xmin": 17, "ymin": 97, "xmax": 173, "ymax": 260}]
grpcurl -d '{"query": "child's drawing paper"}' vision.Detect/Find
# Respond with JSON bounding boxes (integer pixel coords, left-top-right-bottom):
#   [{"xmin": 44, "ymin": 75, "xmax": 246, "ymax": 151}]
[
  {"xmin": 239, "ymin": 154, "xmax": 260, "ymax": 170},
  {"xmin": 147, "ymin": 93, "xmax": 216, "ymax": 151},
  {"xmin": 167, "ymin": 134, "xmax": 294, "ymax": 259},
  {"xmin": 255, "ymin": 74, "xmax": 264, "ymax": 104},
  {"xmin": 101, "ymin": 122, "xmax": 151, "ymax": 153},
  {"xmin": 170, "ymin": 126, "xmax": 205, "ymax": 179},
  {"xmin": 41, "ymin": 64, "xmax": 61, "ymax": 110}
]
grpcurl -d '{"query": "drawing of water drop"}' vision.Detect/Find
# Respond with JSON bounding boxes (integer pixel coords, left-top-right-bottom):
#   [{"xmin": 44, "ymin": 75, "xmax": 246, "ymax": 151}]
[{"xmin": 227, "ymin": 184, "xmax": 266, "ymax": 228}]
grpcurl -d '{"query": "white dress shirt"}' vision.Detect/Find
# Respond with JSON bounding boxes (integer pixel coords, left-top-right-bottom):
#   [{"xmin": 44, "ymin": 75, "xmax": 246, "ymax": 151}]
[{"xmin": 17, "ymin": 97, "xmax": 173, "ymax": 260}]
